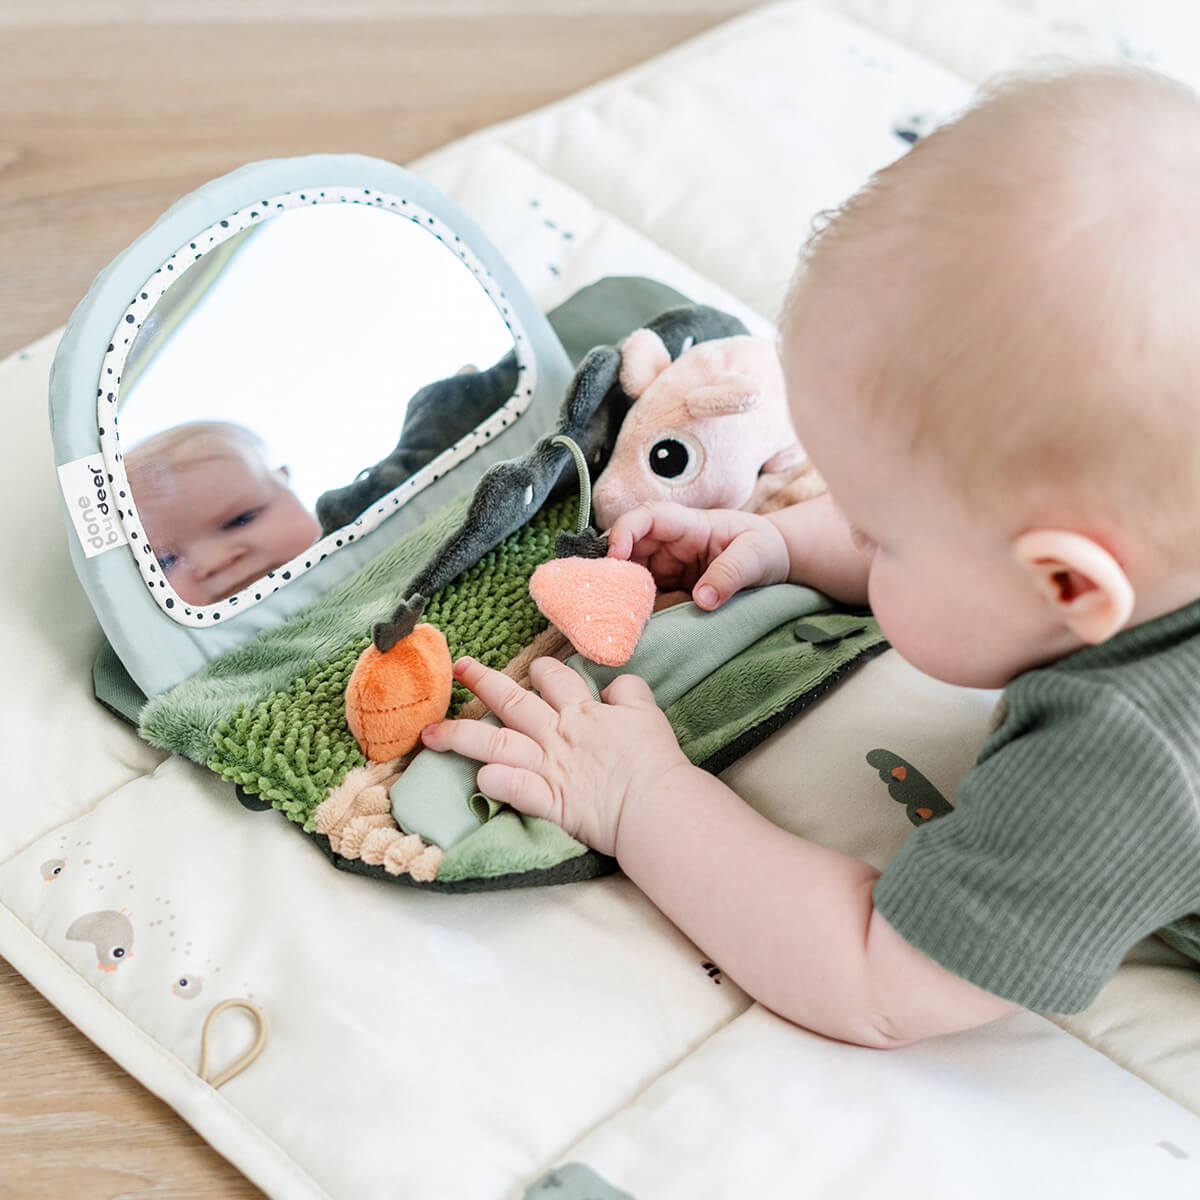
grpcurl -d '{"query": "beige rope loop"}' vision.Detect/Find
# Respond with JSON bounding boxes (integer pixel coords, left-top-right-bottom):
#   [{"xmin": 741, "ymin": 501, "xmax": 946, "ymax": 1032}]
[{"xmin": 198, "ymin": 998, "xmax": 269, "ymax": 1089}]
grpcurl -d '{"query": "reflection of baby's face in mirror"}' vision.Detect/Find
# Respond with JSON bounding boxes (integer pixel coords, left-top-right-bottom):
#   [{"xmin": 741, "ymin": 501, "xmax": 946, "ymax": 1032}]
[{"xmin": 125, "ymin": 422, "xmax": 322, "ymax": 605}]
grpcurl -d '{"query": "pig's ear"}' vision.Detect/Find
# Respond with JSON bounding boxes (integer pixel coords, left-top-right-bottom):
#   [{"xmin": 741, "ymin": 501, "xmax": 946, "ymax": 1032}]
[
  {"xmin": 686, "ymin": 376, "xmax": 763, "ymax": 417},
  {"xmin": 619, "ymin": 329, "xmax": 672, "ymax": 399}
]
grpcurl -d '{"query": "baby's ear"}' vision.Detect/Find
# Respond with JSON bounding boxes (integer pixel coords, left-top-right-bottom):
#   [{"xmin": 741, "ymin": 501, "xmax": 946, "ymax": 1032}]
[{"xmin": 1011, "ymin": 530, "xmax": 1134, "ymax": 644}]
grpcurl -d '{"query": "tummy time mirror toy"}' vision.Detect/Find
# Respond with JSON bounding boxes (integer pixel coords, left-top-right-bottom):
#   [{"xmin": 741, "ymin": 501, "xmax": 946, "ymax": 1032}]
[{"xmin": 50, "ymin": 154, "xmax": 573, "ymax": 698}]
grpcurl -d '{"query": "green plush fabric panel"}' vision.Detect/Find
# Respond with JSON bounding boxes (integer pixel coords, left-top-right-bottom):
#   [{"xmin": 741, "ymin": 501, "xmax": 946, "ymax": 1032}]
[
  {"xmin": 666, "ymin": 611, "xmax": 887, "ymax": 771},
  {"xmin": 435, "ymin": 808, "xmax": 593, "ymax": 884},
  {"xmin": 203, "ymin": 497, "xmax": 576, "ymax": 829}
]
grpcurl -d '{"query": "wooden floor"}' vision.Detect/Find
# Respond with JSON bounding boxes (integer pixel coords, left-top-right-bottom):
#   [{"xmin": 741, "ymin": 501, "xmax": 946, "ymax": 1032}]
[{"xmin": 0, "ymin": 3, "xmax": 761, "ymax": 1194}]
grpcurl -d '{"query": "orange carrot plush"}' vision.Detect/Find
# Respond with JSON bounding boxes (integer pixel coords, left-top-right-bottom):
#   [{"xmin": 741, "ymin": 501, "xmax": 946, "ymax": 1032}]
[{"xmin": 345, "ymin": 594, "xmax": 452, "ymax": 762}]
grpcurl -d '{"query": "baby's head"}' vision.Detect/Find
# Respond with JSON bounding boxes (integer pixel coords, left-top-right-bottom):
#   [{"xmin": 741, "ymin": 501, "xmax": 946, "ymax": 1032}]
[
  {"xmin": 125, "ymin": 421, "xmax": 321, "ymax": 605},
  {"xmin": 780, "ymin": 64, "xmax": 1200, "ymax": 686}
]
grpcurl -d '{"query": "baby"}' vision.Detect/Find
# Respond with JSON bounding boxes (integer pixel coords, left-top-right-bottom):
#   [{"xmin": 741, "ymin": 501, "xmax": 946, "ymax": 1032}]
[
  {"xmin": 422, "ymin": 64, "xmax": 1200, "ymax": 1044},
  {"xmin": 125, "ymin": 421, "xmax": 321, "ymax": 605}
]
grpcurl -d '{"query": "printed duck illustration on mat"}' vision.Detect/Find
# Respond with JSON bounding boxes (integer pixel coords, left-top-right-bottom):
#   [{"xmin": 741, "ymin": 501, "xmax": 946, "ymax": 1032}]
[
  {"xmin": 66, "ymin": 909, "xmax": 135, "ymax": 971},
  {"xmin": 41, "ymin": 858, "xmax": 65, "ymax": 880}
]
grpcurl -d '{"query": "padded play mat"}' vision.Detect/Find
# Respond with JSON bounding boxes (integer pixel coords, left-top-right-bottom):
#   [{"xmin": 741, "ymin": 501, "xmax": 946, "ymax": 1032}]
[{"xmin": 6, "ymin": 3, "xmax": 1200, "ymax": 1197}]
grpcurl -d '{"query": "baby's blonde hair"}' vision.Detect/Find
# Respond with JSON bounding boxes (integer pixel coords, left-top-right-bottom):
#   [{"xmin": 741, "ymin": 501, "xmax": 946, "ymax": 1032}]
[
  {"xmin": 783, "ymin": 63, "xmax": 1200, "ymax": 564},
  {"xmin": 125, "ymin": 420, "xmax": 272, "ymax": 500}
]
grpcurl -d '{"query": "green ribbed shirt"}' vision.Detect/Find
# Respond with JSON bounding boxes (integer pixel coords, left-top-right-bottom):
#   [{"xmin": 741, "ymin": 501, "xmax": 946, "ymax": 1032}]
[{"xmin": 873, "ymin": 598, "xmax": 1200, "ymax": 1014}]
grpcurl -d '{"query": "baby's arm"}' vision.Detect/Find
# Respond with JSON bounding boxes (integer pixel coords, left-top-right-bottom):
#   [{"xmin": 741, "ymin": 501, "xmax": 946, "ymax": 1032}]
[
  {"xmin": 615, "ymin": 761, "xmax": 1015, "ymax": 1045},
  {"xmin": 607, "ymin": 493, "xmax": 873, "ymax": 609},
  {"xmin": 423, "ymin": 656, "xmax": 1015, "ymax": 1047}
]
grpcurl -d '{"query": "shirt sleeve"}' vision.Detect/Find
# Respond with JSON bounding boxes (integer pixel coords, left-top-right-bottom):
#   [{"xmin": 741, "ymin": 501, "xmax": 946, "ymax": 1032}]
[{"xmin": 872, "ymin": 672, "xmax": 1200, "ymax": 1013}]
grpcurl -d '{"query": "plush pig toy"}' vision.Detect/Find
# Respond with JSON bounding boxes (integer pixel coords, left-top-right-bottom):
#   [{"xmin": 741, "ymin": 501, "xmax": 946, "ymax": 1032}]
[{"xmin": 591, "ymin": 329, "xmax": 808, "ymax": 529}]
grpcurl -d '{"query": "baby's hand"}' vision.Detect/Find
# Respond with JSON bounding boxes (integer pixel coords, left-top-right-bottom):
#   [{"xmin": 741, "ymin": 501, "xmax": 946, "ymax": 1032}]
[
  {"xmin": 606, "ymin": 501, "xmax": 789, "ymax": 609},
  {"xmin": 420, "ymin": 655, "xmax": 693, "ymax": 858}
]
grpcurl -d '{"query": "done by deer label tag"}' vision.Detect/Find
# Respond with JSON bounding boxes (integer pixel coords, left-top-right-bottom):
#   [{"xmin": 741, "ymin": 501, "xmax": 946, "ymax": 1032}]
[{"xmin": 58, "ymin": 455, "xmax": 129, "ymax": 558}]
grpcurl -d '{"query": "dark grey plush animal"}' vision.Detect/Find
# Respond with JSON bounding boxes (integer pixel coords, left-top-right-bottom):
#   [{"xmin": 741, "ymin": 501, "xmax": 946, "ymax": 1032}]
[{"xmin": 315, "ymin": 354, "xmax": 520, "ymax": 534}]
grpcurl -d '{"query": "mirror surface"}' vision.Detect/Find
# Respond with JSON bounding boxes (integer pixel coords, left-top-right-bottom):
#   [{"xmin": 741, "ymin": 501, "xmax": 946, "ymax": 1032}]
[{"xmin": 116, "ymin": 201, "xmax": 517, "ymax": 606}]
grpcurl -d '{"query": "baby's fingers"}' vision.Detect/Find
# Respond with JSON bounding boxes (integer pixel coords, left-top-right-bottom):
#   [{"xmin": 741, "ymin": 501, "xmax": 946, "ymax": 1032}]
[
  {"xmin": 693, "ymin": 525, "xmax": 788, "ymax": 609},
  {"xmin": 528, "ymin": 656, "xmax": 593, "ymax": 710},
  {"xmin": 694, "ymin": 550, "xmax": 751, "ymax": 609},
  {"xmin": 475, "ymin": 763, "xmax": 558, "ymax": 823},
  {"xmin": 421, "ymin": 715, "xmax": 543, "ymax": 771},
  {"xmin": 606, "ymin": 501, "xmax": 701, "ymax": 562},
  {"xmin": 451, "ymin": 656, "xmax": 556, "ymax": 740},
  {"xmin": 604, "ymin": 504, "xmax": 653, "ymax": 561},
  {"xmin": 599, "ymin": 672, "xmax": 658, "ymax": 710}
]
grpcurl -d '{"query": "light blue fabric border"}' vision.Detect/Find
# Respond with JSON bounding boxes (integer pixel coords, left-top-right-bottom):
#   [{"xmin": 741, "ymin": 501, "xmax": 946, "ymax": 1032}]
[{"xmin": 49, "ymin": 154, "xmax": 573, "ymax": 698}]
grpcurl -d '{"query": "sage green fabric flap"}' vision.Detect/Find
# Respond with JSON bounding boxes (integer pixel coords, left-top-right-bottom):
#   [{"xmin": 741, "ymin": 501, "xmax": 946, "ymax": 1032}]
[{"xmin": 93, "ymin": 640, "xmax": 149, "ymax": 726}]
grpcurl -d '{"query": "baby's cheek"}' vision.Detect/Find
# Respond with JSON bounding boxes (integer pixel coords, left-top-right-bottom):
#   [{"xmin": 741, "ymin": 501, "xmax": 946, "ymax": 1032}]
[
  {"xmin": 866, "ymin": 559, "xmax": 943, "ymax": 675},
  {"xmin": 865, "ymin": 557, "xmax": 900, "ymax": 633}
]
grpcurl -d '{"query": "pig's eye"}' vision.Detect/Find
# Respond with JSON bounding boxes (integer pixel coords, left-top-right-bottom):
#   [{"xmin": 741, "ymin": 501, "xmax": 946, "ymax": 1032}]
[{"xmin": 647, "ymin": 431, "xmax": 704, "ymax": 486}]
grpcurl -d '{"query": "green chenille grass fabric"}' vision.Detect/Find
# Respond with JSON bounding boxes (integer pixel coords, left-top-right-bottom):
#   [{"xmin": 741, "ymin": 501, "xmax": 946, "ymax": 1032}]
[{"xmin": 202, "ymin": 496, "xmax": 577, "ymax": 830}]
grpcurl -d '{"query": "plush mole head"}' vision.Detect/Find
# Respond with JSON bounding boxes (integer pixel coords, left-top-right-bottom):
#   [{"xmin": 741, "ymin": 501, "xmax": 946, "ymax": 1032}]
[{"xmin": 591, "ymin": 330, "xmax": 806, "ymax": 529}]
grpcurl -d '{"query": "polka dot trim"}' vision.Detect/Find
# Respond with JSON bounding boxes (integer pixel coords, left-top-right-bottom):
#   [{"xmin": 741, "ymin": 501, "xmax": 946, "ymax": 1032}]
[{"xmin": 98, "ymin": 185, "xmax": 539, "ymax": 628}]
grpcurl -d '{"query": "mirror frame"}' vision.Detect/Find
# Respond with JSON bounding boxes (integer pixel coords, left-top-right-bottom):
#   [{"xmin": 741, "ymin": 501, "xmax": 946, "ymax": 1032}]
[
  {"xmin": 51, "ymin": 154, "xmax": 574, "ymax": 699},
  {"xmin": 103, "ymin": 184, "xmax": 527, "ymax": 622}
]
